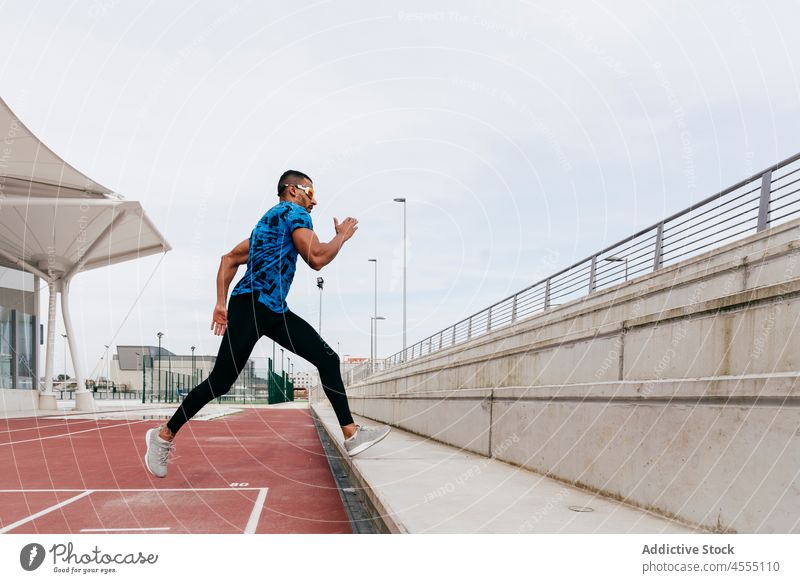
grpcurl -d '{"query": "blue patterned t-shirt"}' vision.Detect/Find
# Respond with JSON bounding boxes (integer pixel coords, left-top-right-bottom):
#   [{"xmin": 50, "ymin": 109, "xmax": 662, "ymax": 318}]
[{"xmin": 230, "ymin": 201, "xmax": 313, "ymax": 313}]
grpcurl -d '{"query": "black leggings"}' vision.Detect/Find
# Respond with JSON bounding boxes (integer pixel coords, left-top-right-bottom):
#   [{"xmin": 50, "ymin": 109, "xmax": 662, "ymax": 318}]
[{"xmin": 166, "ymin": 292, "xmax": 354, "ymax": 434}]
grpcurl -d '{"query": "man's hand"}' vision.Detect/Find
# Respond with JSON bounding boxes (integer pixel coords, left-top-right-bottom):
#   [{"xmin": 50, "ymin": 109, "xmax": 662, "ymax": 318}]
[
  {"xmin": 334, "ymin": 217, "xmax": 358, "ymax": 242},
  {"xmin": 211, "ymin": 303, "xmax": 228, "ymax": 336}
]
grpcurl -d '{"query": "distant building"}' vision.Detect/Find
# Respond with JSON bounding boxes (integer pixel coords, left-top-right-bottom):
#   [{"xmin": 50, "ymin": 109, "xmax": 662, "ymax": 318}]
[
  {"xmin": 339, "ymin": 356, "xmax": 368, "ymax": 387},
  {"xmin": 0, "ymin": 267, "xmax": 37, "ymax": 405},
  {"xmin": 288, "ymin": 370, "xmax": 320, "ymax": 389},
  {"xmin": 109, "ymin": 345, "xmax": 253, "ymax": 396}
]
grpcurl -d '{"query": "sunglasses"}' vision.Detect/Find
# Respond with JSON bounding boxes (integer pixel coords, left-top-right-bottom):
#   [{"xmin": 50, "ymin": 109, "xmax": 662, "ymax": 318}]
[{"xmin": 281, "ymin": 183, "xmax": 315, "ymax": 200}]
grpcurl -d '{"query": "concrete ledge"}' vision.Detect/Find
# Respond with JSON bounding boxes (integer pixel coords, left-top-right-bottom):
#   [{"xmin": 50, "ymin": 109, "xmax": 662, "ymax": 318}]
[
  {"xmin": 311, "ymin": 403, "xmax": 700, "ymax": 534},
  {"xmin": 354, "ymin": 373, "xmax": 800, "ymax": 402},
  {"xmin": 0, "ymin": 389, "xmax": 38, "ymax": 413}
]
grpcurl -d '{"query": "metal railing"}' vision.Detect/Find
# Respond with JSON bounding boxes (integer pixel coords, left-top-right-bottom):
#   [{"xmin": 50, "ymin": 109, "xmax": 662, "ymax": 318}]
[
  {"xmin": 352, "ymin": 152, "xmax": 800, "ymax": 383},
  {"xmin": 58, "ymin": 389, "xmax": 139, "ymax": 400}
]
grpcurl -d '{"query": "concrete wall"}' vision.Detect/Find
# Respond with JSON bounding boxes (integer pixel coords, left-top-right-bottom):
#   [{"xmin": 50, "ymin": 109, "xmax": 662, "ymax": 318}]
[
  {"xmin": 343, "ymin": 218, "xmax": 800, "ymax": 533},
  {"xmin": 0, "ymin": 388, "xmax": 38, "ymax": 412}
]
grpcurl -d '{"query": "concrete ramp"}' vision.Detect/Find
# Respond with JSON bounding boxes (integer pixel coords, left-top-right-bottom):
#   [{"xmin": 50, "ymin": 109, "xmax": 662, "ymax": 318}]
[{"xmin": 312, "ymin": 404, "xmax": 697, "ymax": 533}]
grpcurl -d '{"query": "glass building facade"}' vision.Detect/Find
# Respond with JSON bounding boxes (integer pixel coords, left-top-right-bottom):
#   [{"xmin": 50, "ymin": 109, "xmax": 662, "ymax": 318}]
[{"xmin": 0, "ymin": 266, "xmax": 38, "ymax": 390}]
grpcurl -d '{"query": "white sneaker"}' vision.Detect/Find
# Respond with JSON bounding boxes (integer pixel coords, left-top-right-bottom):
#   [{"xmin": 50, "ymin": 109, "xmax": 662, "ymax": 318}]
[
  {"xmin": 344, "ymin": 424, "xmax": 391, "ymax": 456},
  {"xmin": 144, "ymin": 426, "xmax": 175, "ymax": 478}
]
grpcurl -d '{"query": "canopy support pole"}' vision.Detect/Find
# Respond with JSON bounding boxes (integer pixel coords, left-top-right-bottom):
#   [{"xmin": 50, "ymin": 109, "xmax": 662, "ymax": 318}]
[
  {"xmin": 38, "ymin": 280, "xmax": 59, "ymax": 410},
  {"xmin": 61, "ymin": 276, "xmax": 97, "ymax": 412},
  {"xmin": 63, "ymin": 209, "xmax": 128, "ymax": 411}
]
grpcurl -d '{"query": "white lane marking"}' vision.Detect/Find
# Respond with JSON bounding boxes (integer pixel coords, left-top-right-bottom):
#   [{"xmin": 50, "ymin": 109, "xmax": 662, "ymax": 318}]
[
  {"xmin": 0, "ymin": 420, "xmax": 149, "ymax": 446},
  {"xmin": 80, "ymin": 527, "xmax": 171, "ymax": 532},
  {"xmin": 244, "ymin": 488, "xmax": 269, "ymax": 534},
  {"xmin": 0, "ymin": 491, "xmax": 94, "ymax": 533},
  {"xmin": 0, "ymin": 418, "xmax": 110, "ymax": 435}
]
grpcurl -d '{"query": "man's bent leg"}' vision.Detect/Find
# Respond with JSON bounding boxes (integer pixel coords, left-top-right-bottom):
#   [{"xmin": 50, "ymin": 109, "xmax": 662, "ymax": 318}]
[
  {"xmin": 166, "ymin": 294, "xmax": 262, "ymax": 436},
  {"xmin": 268, "ymin": 309, "xmax": 355, "ymax": 428}
]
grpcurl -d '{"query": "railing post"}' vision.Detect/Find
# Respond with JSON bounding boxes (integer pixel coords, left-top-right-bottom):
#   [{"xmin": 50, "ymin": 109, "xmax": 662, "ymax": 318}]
[
  {"xmin": 653, "ymin": 222, "xmax": 665, "ymax": 271},
  {"xmin": 487, "ymin": 306, "xmax": 492, "ymax": 331},
  {"xmin": 757, "ymin": 170, "xmax": 773, "ymax": 231},
  {"xmin": 467, "ymin": 316, "xmax": 473, "ymax": 340},
  {"xmin": 588, "ymin": 255, "xmax": 597, "ymax": 292},
  {"xmin": 544, "ymin": 279, "xmax": 551, "ymax": 309},
  {"xmin": 511, "ymin": 293, "xmax": 518, "ymax": 322},
  {"xmin": 452, "ymin": 326, "xmax": 456, "ymax": 346}
]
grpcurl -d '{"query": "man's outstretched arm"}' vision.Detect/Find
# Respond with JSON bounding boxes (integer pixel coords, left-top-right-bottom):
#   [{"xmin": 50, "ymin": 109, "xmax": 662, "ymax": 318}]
[
  {"xmin": 292, "ymin": 217, "xmax": 358, "ymax": 271},
  {"xmin": 212, "ymin": 238, "xmax": 249, "ymax": 335}
]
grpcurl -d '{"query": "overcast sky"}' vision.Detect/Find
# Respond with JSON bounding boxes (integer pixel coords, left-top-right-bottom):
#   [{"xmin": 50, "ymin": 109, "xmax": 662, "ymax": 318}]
[{"xmin": 2, "ymin": 0, "xmax": 799, "ymax": 376}]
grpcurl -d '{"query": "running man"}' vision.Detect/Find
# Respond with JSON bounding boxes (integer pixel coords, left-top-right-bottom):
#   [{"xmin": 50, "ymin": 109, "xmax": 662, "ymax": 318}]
[{"xmin": 145, "ymin": 170, "xmax": 390, "ymax": 478}]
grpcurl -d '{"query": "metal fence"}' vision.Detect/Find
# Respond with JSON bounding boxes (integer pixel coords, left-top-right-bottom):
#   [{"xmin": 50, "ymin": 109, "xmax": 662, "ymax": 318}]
[
  {"xmin": 351, "ymin": 152, "xmax": 800, "ymax": 383},
  {"xmin": 58, "ymin": 388, "xmax": 139, "ymax": 400},
  {"xmin": 137, "ymin": 356, "xmax": 294, "ymax": 405}
]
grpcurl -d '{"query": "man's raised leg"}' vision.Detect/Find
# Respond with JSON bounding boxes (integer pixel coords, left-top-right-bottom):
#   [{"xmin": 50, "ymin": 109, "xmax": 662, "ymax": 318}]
[{"xmin": 269, "ymin": 310, "xmax": 390, "ymax": 456}]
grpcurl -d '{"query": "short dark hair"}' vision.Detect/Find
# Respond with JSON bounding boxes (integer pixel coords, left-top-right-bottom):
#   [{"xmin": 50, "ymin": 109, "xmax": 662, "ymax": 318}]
[{"xmin": 277, "ymin": 170, "xmax": 312, "ymax": 195}]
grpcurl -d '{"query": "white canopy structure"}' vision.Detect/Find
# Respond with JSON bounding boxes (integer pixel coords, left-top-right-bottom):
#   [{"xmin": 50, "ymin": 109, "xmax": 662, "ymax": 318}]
[{"xmin": 0, "ymin": 96, "xmax": 171, "ymax": 410}]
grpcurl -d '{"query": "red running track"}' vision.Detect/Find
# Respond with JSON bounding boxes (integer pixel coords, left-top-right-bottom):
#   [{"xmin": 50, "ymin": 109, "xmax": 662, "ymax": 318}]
[{"xmin": 0, "ymin": 408, "xmax": 351, "ymax": 534}]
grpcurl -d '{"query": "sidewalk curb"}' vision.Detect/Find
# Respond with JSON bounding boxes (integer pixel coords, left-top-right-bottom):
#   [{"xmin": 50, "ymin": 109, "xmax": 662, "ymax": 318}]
[{"xmin": 310, "ymin": 404, "xmax": 406, "ymax": 534}]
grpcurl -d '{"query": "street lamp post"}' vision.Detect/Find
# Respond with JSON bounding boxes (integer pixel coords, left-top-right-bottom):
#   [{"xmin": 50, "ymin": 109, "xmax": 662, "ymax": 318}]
[
  {"xmin": 191, "ymin": 345, "xmax": 196, "ymax": 385},
  {"xmin": 342, "ymin": 353, "xmax": 352, "ymax": 385},
  {"xmin": 605, "ymin": 256, "xmax": 629, "ymax": 282},
  {"xmin": 280, "ymin": 348, "xmax": 286, "ymax": 400},
  {"xmin": 368, "ymin": 258, "xmax": 377, "ymax": 372},
  {"xmin": 393, "ymin": 197, "xmax": 407, "ymax": 360},
  {"xmin": 103, "ymin": 344, "xmax": 110, "ymax": 386},
  {"xmin": 371, "ymin": 316, "xmax": 386, "ymax": 373},
  {"xmin": 157, "ymin": 332, "xmax": 164, "ymax": 402},
  {"xmin": 168, "ymin": 352, "xmax": 172, "ymax": 403},
  {"xmin": 136, "ymin": 352, "xmax": 143, "ymax": 403},
  {"xmin": 317, "ymin": 277, "xmax": 324, "ymax": 334}
]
